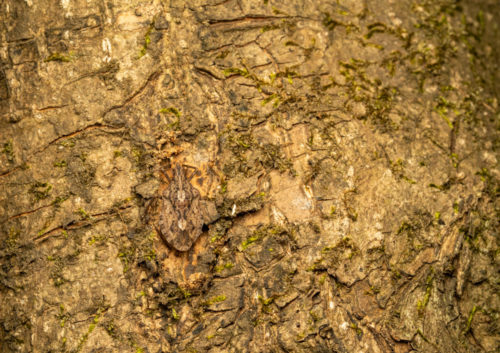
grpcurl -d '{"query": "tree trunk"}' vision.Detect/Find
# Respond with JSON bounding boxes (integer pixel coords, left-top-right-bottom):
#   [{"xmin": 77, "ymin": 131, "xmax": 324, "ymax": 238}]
[{"xmin": 1, "ymin": 0, "xmax": 498, "ymax": 352}]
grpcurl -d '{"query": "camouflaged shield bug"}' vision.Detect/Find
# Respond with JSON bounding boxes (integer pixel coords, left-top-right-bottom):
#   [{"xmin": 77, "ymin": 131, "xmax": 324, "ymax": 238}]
[{"xmin": 156, "ymin": 164, "xmax": 204, "ymax": 252}]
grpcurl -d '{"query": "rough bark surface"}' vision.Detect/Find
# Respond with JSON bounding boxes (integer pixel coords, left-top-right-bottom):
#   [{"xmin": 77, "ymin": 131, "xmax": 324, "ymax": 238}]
[{"xmin": 0, "ymin": 0, "xmax": 498, "ymax": 352}]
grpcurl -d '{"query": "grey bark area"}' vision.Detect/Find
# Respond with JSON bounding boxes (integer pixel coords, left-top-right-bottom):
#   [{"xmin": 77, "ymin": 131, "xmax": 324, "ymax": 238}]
[{"xmin": 0, "ymin": 0, "xmax": 499, "ymax": 352}]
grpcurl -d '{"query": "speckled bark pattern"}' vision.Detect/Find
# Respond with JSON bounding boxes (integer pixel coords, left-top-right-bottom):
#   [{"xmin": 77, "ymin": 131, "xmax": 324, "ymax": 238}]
[{"xmin": 0, "ymin": 0, "xmax": 498, "ymax": 352}]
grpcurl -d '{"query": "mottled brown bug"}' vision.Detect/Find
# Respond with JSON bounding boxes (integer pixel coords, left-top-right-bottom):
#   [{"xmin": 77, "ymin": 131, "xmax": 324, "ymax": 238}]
[{"xmin": 156, "ymin": 164, "xmax": 204, "ymax": 252}]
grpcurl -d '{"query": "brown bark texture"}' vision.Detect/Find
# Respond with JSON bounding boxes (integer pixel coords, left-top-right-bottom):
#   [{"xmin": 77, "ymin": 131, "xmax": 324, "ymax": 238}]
[{"xmin": 0, "ymin": 0, "xmax": 499, "ymax": 352}]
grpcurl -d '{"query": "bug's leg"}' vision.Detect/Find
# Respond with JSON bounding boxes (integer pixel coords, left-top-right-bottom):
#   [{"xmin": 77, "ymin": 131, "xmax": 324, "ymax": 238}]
[
  {"xmin": 143, "ymin": 196, "xmax": 159, "ymax": 224},
  {"xmin": 205, "ymin": 159, "xmax": 225, "ymax": 198}
]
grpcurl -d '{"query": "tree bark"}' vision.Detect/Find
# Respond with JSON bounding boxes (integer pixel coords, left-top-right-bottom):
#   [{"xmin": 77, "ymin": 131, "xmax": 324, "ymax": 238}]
[{"xmin": 1, "ymin": 0, "xmax": 498, "ymax": 352}]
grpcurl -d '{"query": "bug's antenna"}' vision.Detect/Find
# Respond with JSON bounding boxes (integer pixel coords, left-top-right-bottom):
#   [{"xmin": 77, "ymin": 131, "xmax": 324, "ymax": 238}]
[
  {"xmin": 181, "ymin": 163, "xmax": 201, "ymax": 181},
  {"xmin": 160, "ymin": 170, "xmax": 171, "ymax": 183}
]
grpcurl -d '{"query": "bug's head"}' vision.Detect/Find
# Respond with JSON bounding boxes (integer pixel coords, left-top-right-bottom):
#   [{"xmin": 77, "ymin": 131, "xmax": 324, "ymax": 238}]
[
  {"xmin": 173, "ymin": 163, "xmax": 188, "ymax": 184},
  {"xmin": 174, "ymin": 164, "xmax": 183, "ymax": 176}
]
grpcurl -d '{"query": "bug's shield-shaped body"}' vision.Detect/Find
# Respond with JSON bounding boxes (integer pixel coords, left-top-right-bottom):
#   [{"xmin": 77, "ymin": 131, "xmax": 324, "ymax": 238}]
[{"xmin": 157, "ymin": 165, "xmax": 203, "ymax": 252}]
